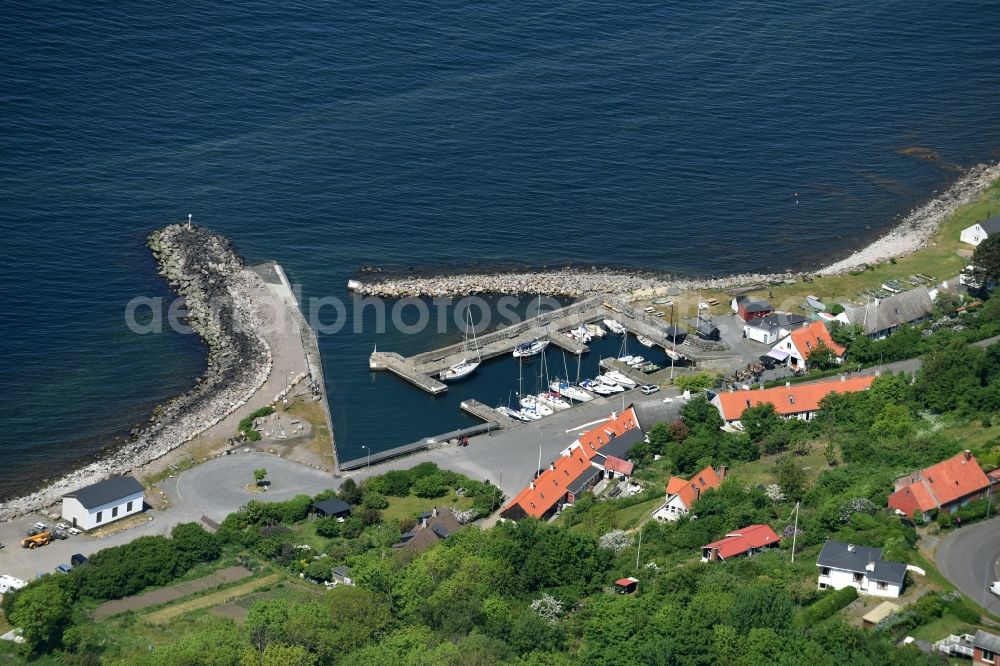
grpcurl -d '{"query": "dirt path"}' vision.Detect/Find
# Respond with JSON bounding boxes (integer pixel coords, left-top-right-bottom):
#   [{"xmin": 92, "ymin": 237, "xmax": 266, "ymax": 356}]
[{"xmin": 91, "ymin": 565, "xmax": 252, "ymax": 620}]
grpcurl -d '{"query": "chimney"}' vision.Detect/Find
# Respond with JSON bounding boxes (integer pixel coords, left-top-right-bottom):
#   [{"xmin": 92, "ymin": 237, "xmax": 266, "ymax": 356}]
[
  {"xmin": 530, "ymin": 481, "xmax": 535, "ymax": 490},
  {"xmin": 718, "ymin": 465, "xmax": 727, "ymax": 481},
  {"xmin": 964, "ymin": 450, "xmax": 972, "ymax": 462},
  {"xmin": 694, "ymin": 486, "xmax": 701, "ymax": 500},
  {"xmin": 840, "ymin": 374, "xmax": 846, "ymax": 383},
  {"xmin": 432, "ymin": 507, "xmax": 438, "ymax": 517},
  {"xmin": 847, "ymin": 544, "xmax": 855, "ymax": 552},
  {"xmin": 786, "ymin": 381, "xmax": 791, "ymax": 388},
  {"xmin": 549, "ymin": 462, "xmax": 555, "ymax": 471},
  {"xmin": 866, "ymin": 562, "xmax": 875, "ymax": 572}
]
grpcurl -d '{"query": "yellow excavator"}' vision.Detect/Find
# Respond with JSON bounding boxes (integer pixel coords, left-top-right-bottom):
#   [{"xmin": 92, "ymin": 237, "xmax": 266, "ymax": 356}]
[{"xmin": 21, "ymin": 532, "xmax": 52, "ymax": 549}]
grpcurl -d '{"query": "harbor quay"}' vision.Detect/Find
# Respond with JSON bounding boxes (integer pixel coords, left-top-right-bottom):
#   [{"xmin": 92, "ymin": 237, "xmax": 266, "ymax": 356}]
[{"xmin": 368, "ymin": 295, "xmax": 735, "ymax": 397}]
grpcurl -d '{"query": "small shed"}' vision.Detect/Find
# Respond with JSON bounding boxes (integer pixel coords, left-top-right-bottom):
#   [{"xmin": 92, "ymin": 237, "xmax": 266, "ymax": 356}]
[
  {"xmin": 862, "ymin": 601, "xmax": 900, "ymax": 628},
  {"xmin": 614, "ymin": 577, "xmax": 639, "ymax": 594},
  {"xmin": 696, "ymin": 320, "xmax": 720, "ymax": 341},
  {"xmin": 62, "ymin": 476, "xmax": 145, "ymax": 531},
  {"xmin": 312, "ymin": 497, "xmax": 352, "ymax": 518}
]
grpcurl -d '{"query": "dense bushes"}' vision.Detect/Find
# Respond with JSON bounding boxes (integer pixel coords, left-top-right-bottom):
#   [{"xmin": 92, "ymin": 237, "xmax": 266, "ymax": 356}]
[{"xmin": 797, "ymin": 586, "xmax": 858, "ymax": 628}]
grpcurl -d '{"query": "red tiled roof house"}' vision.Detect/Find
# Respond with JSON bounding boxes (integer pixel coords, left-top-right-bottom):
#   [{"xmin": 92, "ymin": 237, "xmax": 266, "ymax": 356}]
[
  {"xmin": 888, "ymin": 450, "xmax": 997, "ymax": 522},
  {"xmin": 652, "ymin": 465, "xmax": 725, "ymax": 522},
  {"xmin": 712, "ymin": 375, "xmax": 875, "ymax": 425},
  {"xmin": 701, "ymin": 524, "xmax": 781, "ymax": 562},
  {"xmin": 770, "ymin": 320, "xmax": 845, "ymax": 370}
]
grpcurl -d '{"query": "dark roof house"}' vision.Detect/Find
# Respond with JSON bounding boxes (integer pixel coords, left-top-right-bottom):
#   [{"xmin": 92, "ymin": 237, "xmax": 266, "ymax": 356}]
[
  {"xmin": 312, "ymin": 497, "xmax": 352, "ymax": 517},
  {"xmin": 394, "ymin": 507, "xmax": 464, "ymax": 554},
  {"xmin": 840, "ymin": 286, "xmax": 934, "ymax": 337},
  {"xmin": 64, "ymin": 476, "xmax": 144, "ymax": 509},
  {"xmin": 816, "ymin": 541, "xmax": 907, "ymax": 589}
]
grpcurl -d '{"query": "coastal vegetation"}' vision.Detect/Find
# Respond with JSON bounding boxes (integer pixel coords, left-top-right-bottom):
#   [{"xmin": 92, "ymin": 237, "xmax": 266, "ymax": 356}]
[{"xmin": 239, "ymin": 406, "xmax": 276, "ymax": 442}]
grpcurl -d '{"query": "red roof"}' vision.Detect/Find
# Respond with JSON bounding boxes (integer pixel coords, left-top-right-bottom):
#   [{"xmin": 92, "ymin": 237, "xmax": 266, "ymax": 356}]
[
  {"xmin": 604, "ymin": 456, "xmax": 634, "ymax": 476},
  {"xmin": 702, "ymin": 524, "xmax": 780, "ymax": 560},
  {"xmin": 713, "ymin": 375, "xmax": 875, "ymax": 421},
  {"xmin": 501, "ymin": 408, "xmax": 640, "ymax": 520},
  {"xmin": 888, "ymin": 451, "xmax": 993, "ymax": 514},
  {"xmin": 615, "ymin": 577, "xmax": 638, "ymax": 587},
  {"xmin": 665, "ymin": 465, "xmax": 721, "ymax": 511},
  {"xmin": 788, "ymin": 321, "xmax": 845, "ymax": 359}
]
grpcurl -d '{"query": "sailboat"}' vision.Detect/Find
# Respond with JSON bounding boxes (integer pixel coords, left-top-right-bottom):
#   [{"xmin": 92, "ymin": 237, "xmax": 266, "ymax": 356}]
[
  {"xmin": 439, "ymin": 309, "xmax": 481, "ymax": 381},
  {"xmin": 513, "ymin": 338, "xmax": 549, "ymax": 358}
]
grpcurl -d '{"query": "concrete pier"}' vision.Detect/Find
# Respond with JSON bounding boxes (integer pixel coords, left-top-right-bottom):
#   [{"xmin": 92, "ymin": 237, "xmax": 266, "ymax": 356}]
[{"xmin": 461, "ymin": 399, "xmax": 518, "ymax": 428}]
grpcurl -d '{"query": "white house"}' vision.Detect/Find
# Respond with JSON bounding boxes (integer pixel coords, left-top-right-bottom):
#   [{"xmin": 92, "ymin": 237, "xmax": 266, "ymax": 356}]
[
  {"xmin": 960, "ymin": 215, "xmax": 1000, "ymax": 246},
  {"xmin": 62, "ymin": 476, "xmax": 145, "ymax": 531},
  {"xmin": 816, "ymin": 540, "xmax": 906, "ymax": 598},
  {"xmin": 770, "ymin": 320, "xmax": 845, "ymax": 370},
  {"xmin": 652, "ymin": 465, "xmax": 723, "ymax": 522},
  {"xmin": 743, "ymin": 313, "xmax": 809, "ymax": 345}
]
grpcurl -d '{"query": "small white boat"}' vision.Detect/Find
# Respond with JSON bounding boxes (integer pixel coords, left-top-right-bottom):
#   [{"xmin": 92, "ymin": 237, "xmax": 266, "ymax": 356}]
[
  {"xmin": 664, "ymin": 348, "xmax": 684, "ymax": 362},
  {"xmin": 637, "ymin": 335, "xmax": 656, "ymax": 348},
  {"xmin": 519, "ymin": 395, "xmax": 554, "ymax": 416},
  {"xmin": 806, "ymin": 295, "xmax": 826, "ymax": 310},
  {"xmin": 627, "ymin": 356, "xmax": 646, "ymax": 367},
  {"xmin": 549, "ymin": 380, "xmax": 594, "ymax": 402},
  {"xmin": 571, "ymin": 325, "xmax": 592, "ymax": 342},
  {"xmin": 597, "ymin": 375, "xmax": 625, "ymax": 393},
  {"xmin": 581, "ymin": 379, "xmax": 613, "ymax": 396},
  {"xmin": 605, "ymin": 370, "xmax": 636, "ymax": 388},
  {"xmin": 513, "ymin": 339, "xmax": 549, "ymax": 358},
  {"xmin": 618, "ymin": 355, "xmax": 636, "ymax": 363},
  {"xmin": 603, "ymin": 318, "xmax": 626, "ymax": 334},
  {"xmin": 586, "ymin": 323, "xmax": 607, "ymax": 338},
  {"xmin": 537, "ymin": 392, "xmax": 571, "ymax": 410},
  {"xmin": 517, "ymin": 408, "xmax": 542, "ymax": 421}
]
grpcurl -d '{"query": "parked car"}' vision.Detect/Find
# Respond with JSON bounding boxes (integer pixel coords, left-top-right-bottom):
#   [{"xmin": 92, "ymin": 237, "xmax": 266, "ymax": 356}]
[
  {"xmin": 990, "ymin": 581, "xmax": 1000, "ymax": 598},
  {"xmin": 54, "ymin": 564, "xmax": 72, "ymax": 575},
  {"xmin": 32, "ymin": 522, "xmax": 48, "ymax": 532},
  {"xmin": 56, "ymin": 522, "xmax": 70, "ymax": 531},
  {"xmin": 70, "ymin": 553, "xmax": 89, "ymax": 567},
  {"xmin": 640, "ymin": 384, "xmax": 660, "ymax": 395},
  {"xmin": 67, "ymin": 527, "xmax": 82, "ymax": 536},
  {"xmin": 51, "ymin": 530, "xmax": 69, "ymax": 540}
]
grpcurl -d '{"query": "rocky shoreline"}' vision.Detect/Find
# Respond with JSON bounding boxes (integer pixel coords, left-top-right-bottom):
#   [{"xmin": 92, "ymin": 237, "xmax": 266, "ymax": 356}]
[
  {"xmin": 0, "ymin": 224, "xmax": 273, "ymax": 521},
  {"xmin": 350, "ymin": 161, "xmax": 1000, "ymax": 298}
]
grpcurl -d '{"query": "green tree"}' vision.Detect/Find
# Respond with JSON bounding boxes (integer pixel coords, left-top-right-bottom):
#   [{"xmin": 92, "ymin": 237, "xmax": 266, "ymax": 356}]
[
  {"xmin": 412, "ymin": 473, "xmax": 449, "ymax": 499},
  {"xmin": 807, "ymin": 341, "xmax": 839, "ymax": 370},
  {"xmin": 367, "ymin": 469, "xmax": 413, "ymax": 497},
  {"xmin": 241, "ymin": 643, "xmax": 317, "ymax": 666},
  {"xmin": 727, "ymin": 584, "xmax": 794, "ymax": 635},
  {"xmin": 171, "ymin": 522, "xmax": 221, "ymax": 569},
  {"xmin": 361, "ymin": 490, "xmax": 389, "ymax": 510},
  {"xmin": 254, "ymin": 468, "xmax": 268, "ymax": 485},
  {"xmin": 315, "ymin": 516, "xmax": 341, "ymax": 538},
  {"xmin": 8, "ymin": 580, "xmax": 72, "ymax": 654},
  {"xmin": 775, "ymin": 455, "xmax": 807, "ymax": 499},
  {"xmin": 970, "ymin": 234, "xmax": 1000, "ymax": 289},
  {"xmin": 741, "ymin": 403, "xmax": 782, "ymax": 442},
  {"xmin": 339, "ymin": 478, "xmax": 362, "ymax": 504},
  {"xmin": 681, "ymin": 395, "xmax": 724, "ymax": 433}
]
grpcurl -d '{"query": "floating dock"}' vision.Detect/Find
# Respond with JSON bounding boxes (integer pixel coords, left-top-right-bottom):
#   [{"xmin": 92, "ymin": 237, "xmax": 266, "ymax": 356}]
[{"xmin": 461, "ymin": 399, "xmax": 519, "ymax": 428}]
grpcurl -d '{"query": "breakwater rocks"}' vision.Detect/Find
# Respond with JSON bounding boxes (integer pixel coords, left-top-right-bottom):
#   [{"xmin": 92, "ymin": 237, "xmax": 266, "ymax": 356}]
[
  {"xmin": 0, "ymin": 224, "xmax": 273, "ymax": 520},
  {"xmin": 348, "ymin": 270, "xmax": 792, "ymax": 299}
]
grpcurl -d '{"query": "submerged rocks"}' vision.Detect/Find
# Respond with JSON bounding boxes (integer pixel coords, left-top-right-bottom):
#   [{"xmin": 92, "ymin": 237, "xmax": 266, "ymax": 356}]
[{"xmin": 0, "ymin": 224, "xmax": 273, "ymax": 520}]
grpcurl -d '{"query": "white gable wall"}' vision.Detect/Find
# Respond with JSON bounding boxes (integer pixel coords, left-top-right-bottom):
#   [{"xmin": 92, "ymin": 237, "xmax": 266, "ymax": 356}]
[
  {"xmin": 817, "ymin": 566, "xmax": 902, "ymax": 598},
  {"xmin": 961, "ymin": 223, "xmax": 988, "ymax": 247},
  {"xmin": 653, "ymin": 493, "xmax": 690, "ymax": 522},
  {"xmin": 62, "ymin": 490, "xmax": 144, "ymax": 531}
]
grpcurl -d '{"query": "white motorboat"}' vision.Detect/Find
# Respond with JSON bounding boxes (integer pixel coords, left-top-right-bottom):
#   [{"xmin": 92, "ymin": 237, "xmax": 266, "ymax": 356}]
[
  {"xmin": 581, "ymin": 379, "xmax": 613, "ymax": 396},
  {"xmin": 570, "ymin": 325, "xmax": 592, "ymax": 342},
  {"xmin": 517, "ymin": 408, "xmax": 542, "ymax": 421},
  {"xmin": 665, "ymin": 348, "xmax": 684, "ymax": 362},
  {"xmin": 549, "ymin": 380, "xmax": 594, "ymax": 402},
  {"xmin": 605, "ymin": 369, "xmax": 637, "ymax": 388},
  {"xmin": 439, "ymin": 309, "xmax": 482, "ymax": 381},
  {"xmin": 596, "ymin": 375, "xmax": 625, "ymax": 393},
  {"xmin": 603, "ymin": 318, "xmax": 626, "ymax": 334},
  {"xmin": 618, "ymin": 354, "xmax": 636, "ymax": 363},
  {"xmin": 586, "ymin": 323, "xmax": 606, "ymax": 338},
  {"xmin": 627, "ymin": 356, "xmax": 646, "ymax": 367},
  {"xmin": 637, "ymin": 335, "xmax": 656, "ymax": 348},
  {"xmin": 537, "ymin": 392, "xmax": 571, "ymax": 410},
  {"xmin": 519, "ymin": 395, "xmax": 554, "ymax": 417},
  {"xmin": 513, "ymin": 339, "xmax": 549, "ymax": 358}
]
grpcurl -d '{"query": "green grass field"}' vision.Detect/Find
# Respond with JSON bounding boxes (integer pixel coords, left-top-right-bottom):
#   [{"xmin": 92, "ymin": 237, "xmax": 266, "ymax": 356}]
[{"xmin": 381, "ymin": 490, "xmax": 476, "ymax": 523}]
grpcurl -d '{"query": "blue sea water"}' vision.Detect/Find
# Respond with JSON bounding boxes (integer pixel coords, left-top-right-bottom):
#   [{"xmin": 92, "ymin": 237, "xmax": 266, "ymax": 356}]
[{"xmin": 2, "ymin": 1, "xmax": 1000, "ymax": 498}]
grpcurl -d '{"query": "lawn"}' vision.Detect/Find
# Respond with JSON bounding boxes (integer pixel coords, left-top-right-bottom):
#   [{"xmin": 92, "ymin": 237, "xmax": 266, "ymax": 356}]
[
  {"xmin": 382, "ymin": 490, "xmax": 476, "ymax": 523},
  {"xmin": 908, "ymin": 613, "xmax": 981, "ymax": 642},
  {"xmin": 728, "ymin": 440, "xmax": 832, "ymax": 489},
  {"xmin": 613, "ymin": 496, "xmax": 665, "ymax": 530},
  {"xmin": 283, "ymin": 398, "xmax": 335, "ymax": 468}
]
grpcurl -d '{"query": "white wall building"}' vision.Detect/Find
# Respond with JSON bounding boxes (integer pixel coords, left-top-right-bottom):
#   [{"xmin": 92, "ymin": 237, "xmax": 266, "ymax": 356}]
[
  {"xmin": 960, "ymin": 215, "xmax": 1000, "ymax": 246},
  {"xmin": 816, "ymin": 541, "xmax": 905, "ymax": 599},
  {"xmin": 62, "ymin": 476, "xmax": 145, "ymax": 531}
]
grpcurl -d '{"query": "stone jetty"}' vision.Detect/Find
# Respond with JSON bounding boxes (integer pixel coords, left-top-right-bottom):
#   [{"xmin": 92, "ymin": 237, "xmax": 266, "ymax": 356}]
[{"xmin": 0, "ymin": 224, "xmax": 273, "ymax": 520}]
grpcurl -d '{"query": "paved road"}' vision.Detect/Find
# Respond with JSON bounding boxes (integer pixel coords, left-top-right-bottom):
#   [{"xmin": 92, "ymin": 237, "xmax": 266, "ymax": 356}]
[{"xmin": 935, "ymin": 516, "xmax": 1000, "ymax": 614}]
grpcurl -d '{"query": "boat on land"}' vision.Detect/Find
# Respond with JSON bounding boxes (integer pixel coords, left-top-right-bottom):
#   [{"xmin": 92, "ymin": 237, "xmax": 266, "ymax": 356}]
[
  {"xmin": 605, "ymin": 369, "xmax": 637, "ymax": 388},
  {"xmin": 519, "ymin": 394, "xmax": 554, "ymax": 417},
  {"xmin": 603, "ymin": 318, "xmax": 626, "ymax": 334},
  {"xmin": 439, "ymin": 309, "xmax": 481, "ymax": 381},
  {"xmin": 537, "ymin": 392, "xmax": 571, "ymax": 410},
  {"xmin": 513, "ymin": 339, "xmax": 549, "ymax": 358},
  {"xmin": 806, "ymin": 295, "xmax": 826, "ymax": 310},
  {"xmin": 549, "ymin": 380, "xmax": 594, "ymax": 402},
  {"xmin": 637, "ymin": 335, "xmax": 656, "ymax": 348}
]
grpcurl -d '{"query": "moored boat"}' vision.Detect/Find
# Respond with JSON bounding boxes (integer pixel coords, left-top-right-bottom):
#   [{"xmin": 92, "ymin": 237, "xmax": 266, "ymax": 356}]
[
  {"xmin": 596, "ymin": 375, "xmax": 625, "ymax": 392},
  {"xmin": 513, "ymin": 339, "xmax": 549, "ymax": 358},
  {"xmin": 605, "ymin": 369, "xmax": 637, "ymax": 388},
  {"xmin": 519, "ymin": 394, "xmax": 554, "ymax": 416},
  {"xmin": 585, "ymin": 323, "xmax": 606, "ymax": 338},
  {"xmin": 537, "ymin": 392, "xmax": 571, "ymax": 410},
  {"xmin": 637, "ymin": 335, "xmax": 656, "ymax": 348},
  {"xmin": 603, "ymin": 318, "xmax": 626, "ymax": 334},
  {"xmin": 549, "ymin": 380, "xmax": 594, "ymax": 402}
]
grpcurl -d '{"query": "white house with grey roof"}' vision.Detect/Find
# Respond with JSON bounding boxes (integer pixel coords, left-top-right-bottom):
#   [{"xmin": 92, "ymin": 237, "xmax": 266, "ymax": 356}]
[
  {"xmin": 816, "ymin": 540, "xmax": 906, "ymax": 598},
  {"xmin": 742, "ymin": 313, "xmax": 809, "ymax": 345},
  {"xmin": 960, "ymin": 214, "xmax": 1000, "ymax": 247},
  {"xmin": 61, "ymin": 476, "xmax": 145, "ymax": 531},
  {"xmin": 834, "ymin": 286, "xmax": 934, "ymax": 339}
]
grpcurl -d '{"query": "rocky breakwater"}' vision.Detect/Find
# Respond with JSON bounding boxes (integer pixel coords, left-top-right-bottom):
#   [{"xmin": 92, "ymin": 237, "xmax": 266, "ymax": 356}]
[
  {"xmin": 349, "ymin": 268, "xmax": 792, "ymax": 299},
  {"xmin": 0, "ymin": 224, "xmax": 273, "ymax": 520}
]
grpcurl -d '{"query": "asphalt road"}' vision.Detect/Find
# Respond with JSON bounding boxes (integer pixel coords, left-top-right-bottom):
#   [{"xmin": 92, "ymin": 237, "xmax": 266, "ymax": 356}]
[{"xmin": 935, "ymin": 516, "xmax": 1000, "ymax": 614}]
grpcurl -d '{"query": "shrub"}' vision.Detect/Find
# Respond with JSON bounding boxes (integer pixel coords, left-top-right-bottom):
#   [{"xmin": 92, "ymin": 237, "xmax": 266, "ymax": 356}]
[
  {"xmin": 413, "ymin": 474, "xmax": 449, "ymax": 499},
  {"xmin": 238, "ymin": 405, "xmax": 275, "ymax": 435},
  {"xmin": 361, "ymin": 491, "xmax": 389, "ymax": 510},
  {"xmin": 797, "ymin": 586, "xmax": 858, "ymax": 628},
  {"xmin": 315, "ymin": 517, "xmax": 342, "ymax": 538}
]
